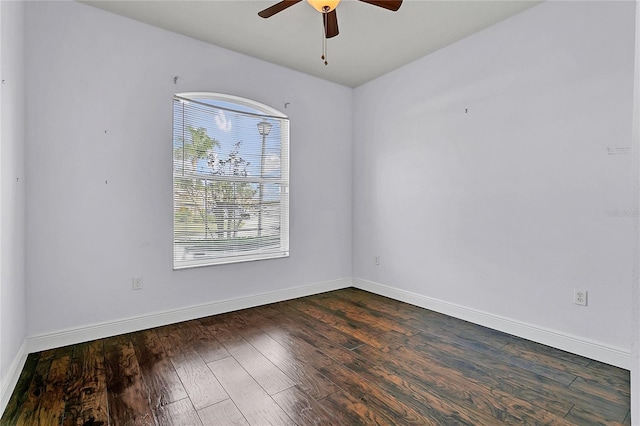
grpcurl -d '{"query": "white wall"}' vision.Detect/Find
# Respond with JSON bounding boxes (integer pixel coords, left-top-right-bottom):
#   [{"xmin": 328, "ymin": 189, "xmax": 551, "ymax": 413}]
[
  {"xmin": 632, "ymin": 0, "xmax": 640, "ymax": 421},
  {"xmin": 24, "ymin": 1, "xmax": 352, "ymax": 336},
  {"xmin": 353, "ymin": 1, "xmax": 635, "ymax": 353},
  {"xmin": 0, "ymin": 0, "xmax": 26, "ymax": 406}
]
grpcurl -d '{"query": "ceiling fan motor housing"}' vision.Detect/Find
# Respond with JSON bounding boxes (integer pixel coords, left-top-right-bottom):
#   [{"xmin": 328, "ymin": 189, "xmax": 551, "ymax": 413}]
[{"xmin": 307, "ymin": 0, "xmax": 341, "ymax": 13}]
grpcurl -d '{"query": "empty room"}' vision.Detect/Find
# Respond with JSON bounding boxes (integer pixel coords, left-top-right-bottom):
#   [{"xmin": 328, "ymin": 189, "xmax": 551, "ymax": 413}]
[{"xmin": 1, "ymin": 0, "xmax": 639, "ymax": 424}]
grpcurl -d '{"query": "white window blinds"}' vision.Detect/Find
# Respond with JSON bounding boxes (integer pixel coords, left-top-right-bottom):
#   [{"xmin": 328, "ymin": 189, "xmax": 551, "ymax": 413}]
[{"xmin": 173, "ymin": 94, "xmax": 289, "ymax": 269}]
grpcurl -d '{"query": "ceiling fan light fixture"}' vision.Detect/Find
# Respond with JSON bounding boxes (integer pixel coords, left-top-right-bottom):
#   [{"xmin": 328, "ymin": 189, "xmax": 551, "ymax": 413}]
[
  {"xmin": 307, "ymin": 0, "xmax": 340, "ymax": 13},
  {"xmin": 257, "ymin": 0, "xmax": 402, "ymax": 65}
]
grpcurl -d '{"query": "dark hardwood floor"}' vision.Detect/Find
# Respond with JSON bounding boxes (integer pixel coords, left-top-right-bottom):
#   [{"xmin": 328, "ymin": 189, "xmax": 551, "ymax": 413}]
[{"xmin": 1, "ymin": 288, "xmax": 631, "ymax": 425}]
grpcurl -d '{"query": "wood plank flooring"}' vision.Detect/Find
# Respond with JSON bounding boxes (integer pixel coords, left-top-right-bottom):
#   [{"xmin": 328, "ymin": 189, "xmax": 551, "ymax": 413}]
[{"xmin": 0, "ymin": 288, "xmax": 631, "ymax": 425}]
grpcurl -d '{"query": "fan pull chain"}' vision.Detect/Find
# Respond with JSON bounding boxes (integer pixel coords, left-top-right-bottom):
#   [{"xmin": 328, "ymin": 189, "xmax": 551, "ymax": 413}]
[{"xmin": 321, "ymin": 7, "xmax": 328, "ymax": 65}]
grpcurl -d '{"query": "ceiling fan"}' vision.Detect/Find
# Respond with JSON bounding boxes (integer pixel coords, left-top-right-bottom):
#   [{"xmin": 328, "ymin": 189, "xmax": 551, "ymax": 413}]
[{"xmin": 258, "ymin": 0, "xmax": 403, "ymax": 64}]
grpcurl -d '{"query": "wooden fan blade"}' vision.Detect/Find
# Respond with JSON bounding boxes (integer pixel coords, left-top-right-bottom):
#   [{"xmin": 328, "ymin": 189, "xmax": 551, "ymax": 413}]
[
  {"xmin": 258, "ymin": 0, "xmax": 303, "ymax": 18},
  {"xmin": 357, "ymin": 0, "xmax": 402, "ymax": 11},
  {"xmin": 324, "ymin": 9, "xmax": 339, "ymax": 38}
]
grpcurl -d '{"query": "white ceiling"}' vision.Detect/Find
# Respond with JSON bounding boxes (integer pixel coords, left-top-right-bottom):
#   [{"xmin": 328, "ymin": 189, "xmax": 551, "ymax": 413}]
[{"xmin": 82, "ymin": 0, "xmax": 542, "ymax": 88}]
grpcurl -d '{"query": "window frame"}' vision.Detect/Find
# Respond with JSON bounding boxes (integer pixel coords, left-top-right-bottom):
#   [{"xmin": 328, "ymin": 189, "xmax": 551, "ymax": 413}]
[{"xmin": 173, "ymin": 92, "xmax": 290, "ymax": 269}]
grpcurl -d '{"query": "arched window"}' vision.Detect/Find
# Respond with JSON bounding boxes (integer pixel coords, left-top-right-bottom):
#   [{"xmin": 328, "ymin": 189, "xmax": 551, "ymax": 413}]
[{"xmin": 173, "ymin": 93, "xmax": 289, "ymax": 268}]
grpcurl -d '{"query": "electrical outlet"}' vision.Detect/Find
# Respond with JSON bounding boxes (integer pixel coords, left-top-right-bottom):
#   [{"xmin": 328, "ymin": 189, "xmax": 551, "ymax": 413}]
[
  {"xmin": 574, "ymin": 289, "xmax": 587, "ymax": 306},
  {"xmin": 375, "ymin": 256, "xmax": 380, "ymax": 265},
  {"xmin": 132, "ymin": 277, "xmax": 143, "ymax": 290}
]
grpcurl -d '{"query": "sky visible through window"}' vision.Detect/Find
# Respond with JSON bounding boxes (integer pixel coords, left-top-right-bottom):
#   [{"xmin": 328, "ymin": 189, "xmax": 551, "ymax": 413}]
[{"xmin": 173, "ymin": 98, "xmax": 283, "ymax": 201}]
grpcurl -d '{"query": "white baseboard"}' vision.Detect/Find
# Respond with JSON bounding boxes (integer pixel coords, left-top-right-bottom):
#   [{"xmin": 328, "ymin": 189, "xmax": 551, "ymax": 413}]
[
  {"xmin": 0, "ymin": 340, "xmax": 28, "ymax": 417},
  {"xmin": 353, "ymin": 278, "xmax": 631, "ymax": 370},
  {"xmin": 26, "ymin": 278, "xmax": 352, "ymax": 354}
]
